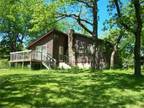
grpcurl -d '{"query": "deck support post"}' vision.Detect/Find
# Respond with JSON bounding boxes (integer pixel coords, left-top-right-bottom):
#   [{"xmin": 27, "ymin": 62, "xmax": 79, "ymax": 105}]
[
  {"xmin": 22, "ymin": 62, "xmax": 24, "ymax": 69},
  {"xmin": 9, "ymin": 62, "xmax": 11, "ymax": 68},
  {"xmin": 30, "ymin": 61, "xmax": 32, "ymax": 69},
  {"xmin": 15, "ymin": 62, "xmax": 17, "ymax": 68},
  {"xmin": 30, "ymin": 51, "xmax": 32, "ymax": 69}
]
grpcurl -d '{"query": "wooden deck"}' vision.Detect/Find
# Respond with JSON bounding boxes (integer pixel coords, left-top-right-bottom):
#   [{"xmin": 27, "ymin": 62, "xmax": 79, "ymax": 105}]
[
  {"xmin": 10, "ymin": 50, "xmax": 71, "ymax": 69},
  {"xmin": 10, "ymin": 50, "xmax": 57, "ymax": 69},
  {"xmin": 10, "ymin": 50, "xmax": 49, "ymax": 63}
]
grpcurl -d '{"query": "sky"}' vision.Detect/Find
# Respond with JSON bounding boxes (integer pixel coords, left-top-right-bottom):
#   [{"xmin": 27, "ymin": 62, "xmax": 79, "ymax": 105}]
[
  {"xmin": 98, "ymin": 0, "xmax": 110, "ymax": 36},
  {"xmin": 98, "ymin": 0, "xmax": 129, "ymax": 37},
  {"xmin": 45, "ymin": 0, "xmax": 110, "ymax": 36},
  {"xmin": 45, "ymin": 0, "xmax": 129, "ymax": 37}
]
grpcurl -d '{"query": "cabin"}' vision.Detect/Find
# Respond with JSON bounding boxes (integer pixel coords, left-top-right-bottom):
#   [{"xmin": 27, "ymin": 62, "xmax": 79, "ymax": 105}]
[{"xmin": 10, "ymin": 29, "xmax": 113, "ymax": 69}]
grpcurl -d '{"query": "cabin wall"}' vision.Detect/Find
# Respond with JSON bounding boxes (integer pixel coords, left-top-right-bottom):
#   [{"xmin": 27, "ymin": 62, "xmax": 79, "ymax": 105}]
[
  {"xmin": 74, "ymin": 34, "xmax": 112, "ymax": 69},
  {"xmin": 28, "ymin": 29, "xmax": 113, "ymax": 69},
  {"xmin": 74, "ymin": 35, "xmax": 93, "ymax": 68},
  {"xmin": 29, "ymin": 34, "xmax": 54, "ymax": 56},
  {"xmin": 53, "ymin": 34, "xmax": 68, "ymax": 64}
]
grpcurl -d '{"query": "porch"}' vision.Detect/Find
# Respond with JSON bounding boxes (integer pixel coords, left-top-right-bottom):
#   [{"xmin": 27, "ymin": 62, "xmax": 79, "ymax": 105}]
[
  {"xmin": 10, "ymin": 50, "xmax": 69, "ymax": 69},
  {"xmin": 10, "ymin": 50, "xmax": 43, "ymax": 62},
  {"xmin": 10, "ymin": 50, "xmax": 56, "ymax": 69}
]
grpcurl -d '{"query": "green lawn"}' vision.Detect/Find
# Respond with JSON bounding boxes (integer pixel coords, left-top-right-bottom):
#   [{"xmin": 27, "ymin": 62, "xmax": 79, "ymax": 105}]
[{"xmin": 0, "ymin": 69, "xmax": 144, "ymax": 108}]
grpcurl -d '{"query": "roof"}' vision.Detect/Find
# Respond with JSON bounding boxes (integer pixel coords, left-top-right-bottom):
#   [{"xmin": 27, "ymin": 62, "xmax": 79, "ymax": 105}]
[
  {"xmin": 74, "ymin": 33, "xmax": 113, "ymax": 47},
  {"xmin": 28, "ymin": 29, "xmax": 67, "ymax": 49},
  {"xmin": 28, "ymin": 29, "xmax": 113, "ymax": 48}
]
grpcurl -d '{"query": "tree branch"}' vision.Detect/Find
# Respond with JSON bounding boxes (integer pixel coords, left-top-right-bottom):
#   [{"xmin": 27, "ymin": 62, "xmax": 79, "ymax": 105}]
[
  {"xmin": 57, "ymin": 12, "xmax": 93, "ymax": 35},
  {"xmin": 114, "ymin": 0, "xmax": 135, "ymax": 33}
]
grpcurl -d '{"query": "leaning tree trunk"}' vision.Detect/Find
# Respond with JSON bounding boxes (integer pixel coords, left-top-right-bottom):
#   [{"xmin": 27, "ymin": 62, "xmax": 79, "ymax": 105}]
[{"xmin": 110, "ymin": 44, "xmax": 118, "ymax": 69}]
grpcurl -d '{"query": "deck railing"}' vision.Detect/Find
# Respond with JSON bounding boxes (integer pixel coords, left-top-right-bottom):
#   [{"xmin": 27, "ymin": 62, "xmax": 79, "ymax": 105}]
[
  {"xmin": 10, "ymin": 50, "xmax": 56, "ymax": 63},
  {"xmin": 10, "ymin": 50, "xmax": 32, "ymax": 62},
  {"xmin": 10, "ymin": 50, "xmax": 56, "ymax": 69},
  {"xmin": 10, "ymin": 50, "xmax": 46, "ymax": 62}
]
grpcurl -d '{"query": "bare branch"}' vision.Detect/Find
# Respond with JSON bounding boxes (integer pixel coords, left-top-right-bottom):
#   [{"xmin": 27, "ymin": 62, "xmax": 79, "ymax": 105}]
[
  {"xmin": 77, "ymin": 17, "xmax": 93, "ymax": 35},
  {"xmin": 57, "ymin": 12, "xmax": 93, "ymax": 35}
]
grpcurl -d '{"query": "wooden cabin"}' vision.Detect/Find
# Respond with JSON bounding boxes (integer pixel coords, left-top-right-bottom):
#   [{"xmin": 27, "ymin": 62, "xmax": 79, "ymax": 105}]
[{"xmin": 10, "ymin": 29, "xmax": 113, "ymax": 69}]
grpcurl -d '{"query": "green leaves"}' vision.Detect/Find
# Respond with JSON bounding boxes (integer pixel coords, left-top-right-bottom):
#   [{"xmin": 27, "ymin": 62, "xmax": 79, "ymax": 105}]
[{"xmin": 0, "ymin": 0, "xmax": 62, "ymax": 55}]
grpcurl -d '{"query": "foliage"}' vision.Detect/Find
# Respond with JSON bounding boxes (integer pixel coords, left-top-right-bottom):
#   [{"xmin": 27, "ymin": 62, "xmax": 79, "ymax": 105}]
[
  {"xmin": 0, "ymin": 59, "xmax": 9, "ymax": 69},
  {"xmin": 105, "ymin": 0, "xmax": 143, "ymax": 75},
  {"xmin": 0, "ymin": 69, "xmax": 144, "ymax": 107},
  {"xmin": 0, "ymin": 0, "xmax": 62, "ymax": 56},
  {"xmin": 104, "ymin": 29, "xmax": 135, "ymax": 67},
  {"xmin": 55, "ymin": 0, "xmax": 96, "ymax": 35}
]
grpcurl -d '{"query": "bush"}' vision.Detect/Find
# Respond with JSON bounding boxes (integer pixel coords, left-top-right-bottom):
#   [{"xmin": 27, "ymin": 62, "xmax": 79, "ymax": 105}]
[{"xmin": 0, "ymin": 59, "xmax": 9, "ymax": 69}]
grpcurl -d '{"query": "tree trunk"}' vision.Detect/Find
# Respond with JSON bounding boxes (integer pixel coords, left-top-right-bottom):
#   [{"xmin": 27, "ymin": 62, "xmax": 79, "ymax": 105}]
[
  {"xmin": 114, "ymin": 0, "xmax": 142, "ymax": 75},
  {"xmin": 91, "ymin": 0, "xmax": 98, "ymax": 70},
  {"xmin": 133, "ymin": 0, "xmax": 142, "ymax": 76},
  {"xmin": 134, "ymin": 32, "xmax": 141, "ymax": 76},
  {"xmin": 10, "ymin": 34, "xmax": 17, "ymax": 52}
]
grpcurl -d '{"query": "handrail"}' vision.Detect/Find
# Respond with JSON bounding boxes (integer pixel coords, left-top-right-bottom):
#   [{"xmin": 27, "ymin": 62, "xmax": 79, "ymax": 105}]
[
  {"xmin": 32, "ymin": 50, "xmax": 55, "ymax": 61},
  {"xmin": 10, "ymin": 50, "xmax": 32, "ymax": 62},
  {"xmin": 32, "ymin": 50, "xmax": 56, "ymax": 68},
  {"xmin": 10, "ymin": 50, "xmax": 32, "ymax": 54}
]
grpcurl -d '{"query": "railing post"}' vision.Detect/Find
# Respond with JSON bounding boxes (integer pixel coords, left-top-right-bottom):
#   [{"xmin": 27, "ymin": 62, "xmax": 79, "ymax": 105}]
[
  {"xmin": 29, "ymin": 51, "xmax": 32, "ymax": 61},
  {"xmin": 22, "ymin": 51, "xmax": 24, "ymax": 69},
  {"xmin": 41, "ymin": 51, "xmax": 42, "ymax": 61}
]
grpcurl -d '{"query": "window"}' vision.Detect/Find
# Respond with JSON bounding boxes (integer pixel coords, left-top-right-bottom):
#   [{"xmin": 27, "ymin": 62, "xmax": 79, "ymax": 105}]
[{"xmin": 59, "ymin": 46, "xmax": 63, "ymax": 55}]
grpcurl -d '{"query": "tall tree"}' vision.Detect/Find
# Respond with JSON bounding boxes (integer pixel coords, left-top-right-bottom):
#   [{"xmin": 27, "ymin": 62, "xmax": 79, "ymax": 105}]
[
  {"xmin": 0, "ymin": 0, "xmax": 59, "ymax": 55},
  {"xmin": 56, "ymin": 0, "xmax": 100, "ymax": 69},
  {"xmin": 108, "ymin": 0, "xmax": 143, "ymax": 76}
]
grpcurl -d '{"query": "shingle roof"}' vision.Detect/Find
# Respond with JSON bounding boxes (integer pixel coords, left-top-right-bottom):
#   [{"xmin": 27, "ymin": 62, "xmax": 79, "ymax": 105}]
[{"xmin": 28, "ymin": 29, "xmax": 113, "ymax": 49}]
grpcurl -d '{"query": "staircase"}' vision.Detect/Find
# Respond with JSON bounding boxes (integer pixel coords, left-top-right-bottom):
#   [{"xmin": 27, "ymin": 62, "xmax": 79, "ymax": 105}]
[
  {"xmin": 41, "ymin": 53, "xmax": 56, "ymax": 69},
  {"xmin": 32, "ymin": 51, "xmax": 56, "ymax": 69},
  {"xmin": 32, "ymin": 51, "xmax": 71, "ymax": 69}
]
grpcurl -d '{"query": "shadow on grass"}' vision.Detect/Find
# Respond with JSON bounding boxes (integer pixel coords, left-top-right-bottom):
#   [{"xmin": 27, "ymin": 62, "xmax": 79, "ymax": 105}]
[{"xmin": 0, "ymin": 70, "xmax": 144, "ymax": 108}]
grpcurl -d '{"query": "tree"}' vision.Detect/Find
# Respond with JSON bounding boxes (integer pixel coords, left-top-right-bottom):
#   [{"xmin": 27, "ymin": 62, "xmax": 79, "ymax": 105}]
[
  {"xmin": 104, "ymin": 29, "xmax": 135, "ymax": 68},
  {"xmin": 104, "ymin": 29, "xmax": 123, "ymax": 68},
  {"xmin": 56, "ymin": 0, "xmax": 101, "ymax": 69},
  {"xmin": 0, "ymin": 0, "xmax": 60, "ymax": 56},
  {"xmin": 108, "ymin": 0, "xmax": 143, "ymax": 76}
]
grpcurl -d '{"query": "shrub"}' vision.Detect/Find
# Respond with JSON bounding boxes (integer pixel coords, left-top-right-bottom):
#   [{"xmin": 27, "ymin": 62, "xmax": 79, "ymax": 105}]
[{"xmin": 0, "ymin": 59, "xmax": 9, "ymax": 69}]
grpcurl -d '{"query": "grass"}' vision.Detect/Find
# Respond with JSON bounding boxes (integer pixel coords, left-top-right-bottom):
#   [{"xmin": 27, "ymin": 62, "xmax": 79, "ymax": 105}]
[{"xmin": 0, "ymin": 69, "xmax": 144, "ymax": 108}]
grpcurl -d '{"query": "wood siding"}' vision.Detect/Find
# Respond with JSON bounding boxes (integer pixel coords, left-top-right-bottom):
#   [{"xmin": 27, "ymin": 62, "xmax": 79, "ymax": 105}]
[
  {"xmin": 29, "ymin": 33, "xmax": 53, "ymax": 57},
  {"xmin": 74, "ymin": 34, "xmax": 112, "ymax": 68},
  {"xmin": 53, "ymin": 34, "xmax": 68, "ymax": 63},
  {"xmin": 26, "ymin": 29, "xmax": 113, "ymax": 68}
]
